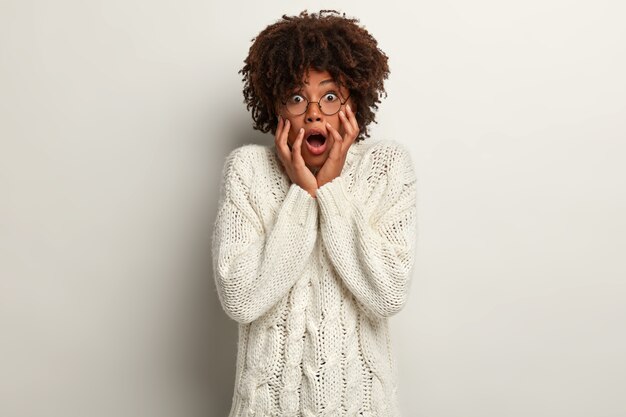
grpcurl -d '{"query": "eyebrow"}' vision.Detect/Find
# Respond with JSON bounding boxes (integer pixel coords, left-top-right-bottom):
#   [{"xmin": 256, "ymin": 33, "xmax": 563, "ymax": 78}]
[{"xmin": 303, "ymin": 79, "xmax": 336, "ymax": 86}]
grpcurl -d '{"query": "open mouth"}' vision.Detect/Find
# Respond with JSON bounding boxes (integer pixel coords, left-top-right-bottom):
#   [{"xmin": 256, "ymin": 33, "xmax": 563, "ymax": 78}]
[
  {"xmin": 304, "ymin": 131, "xmax": 328, "ymax": 155},
  {"xmin": 306, "ymin": 134, "xmax": 326, "ymax": 148}
]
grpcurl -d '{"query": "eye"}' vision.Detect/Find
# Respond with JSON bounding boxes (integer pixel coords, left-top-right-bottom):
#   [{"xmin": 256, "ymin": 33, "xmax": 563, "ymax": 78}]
[
  {"xmin": 322, "ymin": 92, "xmax": 338, "ymax": 102},
  {"xmin": 288, "ymin": 94, "xmax": 305, "ymax": 104}
]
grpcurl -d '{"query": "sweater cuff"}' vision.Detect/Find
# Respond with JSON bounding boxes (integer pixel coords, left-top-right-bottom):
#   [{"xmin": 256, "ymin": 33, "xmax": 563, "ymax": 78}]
[
  {"xmin": 315, "ymin": 175, "xmax": 355, "ymax": 221},
  {"xmin": 285, "ymin": 182, "xmax": 318, "ymax": 227}
]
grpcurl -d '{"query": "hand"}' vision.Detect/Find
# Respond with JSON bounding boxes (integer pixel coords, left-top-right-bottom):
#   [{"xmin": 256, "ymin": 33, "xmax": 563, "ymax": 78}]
[
  {"xmin": 275, "ymin": 116, "xmax": 318, "ymax": 197},
  {"xmin": 316, "ymin": 104, "xmax": 359, "ymax": 188}
]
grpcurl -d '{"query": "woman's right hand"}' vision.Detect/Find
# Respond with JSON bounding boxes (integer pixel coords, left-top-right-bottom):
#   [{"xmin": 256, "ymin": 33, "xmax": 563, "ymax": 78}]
[{"xmin": 274, "ymin": 116, "xmax": 318, "ymax": 198}]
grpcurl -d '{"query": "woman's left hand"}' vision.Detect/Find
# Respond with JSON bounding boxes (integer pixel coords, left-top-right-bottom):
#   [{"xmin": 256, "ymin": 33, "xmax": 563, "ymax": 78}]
[{"xmin": 316, "ymin": 104, "xmax": 359, "ymax": 188}]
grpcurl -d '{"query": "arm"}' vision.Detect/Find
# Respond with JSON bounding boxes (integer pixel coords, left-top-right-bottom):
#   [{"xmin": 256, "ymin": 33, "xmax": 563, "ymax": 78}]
[
  {"xmin": 316, "ymin": 144, "xmax": 418, "ymax": 320},
  {"xmin": 212, "ymin": 148, "xmax": 318, "ymax": 324}
]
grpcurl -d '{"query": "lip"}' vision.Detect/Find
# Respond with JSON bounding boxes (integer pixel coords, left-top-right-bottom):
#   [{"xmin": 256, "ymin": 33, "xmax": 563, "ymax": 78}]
[{"xmin": 304, "ymin": 128, "xmax": 328, "ymax": 156}]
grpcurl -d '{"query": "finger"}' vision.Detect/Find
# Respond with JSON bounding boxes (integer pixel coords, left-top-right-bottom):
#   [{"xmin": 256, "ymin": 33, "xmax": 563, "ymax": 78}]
[
  {"xmin": 339, "ymin": 106, "xmax": 359, "ymax": 148},
  {"xmin": 346, "ymin": 104, "xmax": 359, "ymax": 132},
  {"xmin": 326, "ymin": 122, "xmax": 342, "ymax": 144},
  {"xmin": 274, "ymin": 115, "xmax": 283, "ymax": 143},
  {"xmin": 292, "ymin": 127, "xmax": 306, "ymax": 164},
  {"xmin": 281, "ymin": 118, "xmax": 291, "ymax": 148},
  {"xmin": 276, "ymin": 118, "xmax": 291, "ymax": 160},
  {"xmin": 274, "ymin": 116, "xmax": 282, "ymax": 144},
  {"xmin": 337, "ymin": 111, "xmax": 356, "ymax": 152},
  {"xmin": 325, "ymin": 122, "xmax": 343, "ymax": 159},
  {"xmin": 274, "ymin": 116, "xmax": 287, "ymax": 161},
  {"xmin": 338, "ymin": 110, "xmax": 354, "ymax": 138}
]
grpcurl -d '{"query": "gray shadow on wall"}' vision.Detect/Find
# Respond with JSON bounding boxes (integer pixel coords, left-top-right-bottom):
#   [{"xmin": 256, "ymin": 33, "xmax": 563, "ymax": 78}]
[{"xmin": 186, "ymin": 106, "xmax": 271, "ymax": 417}]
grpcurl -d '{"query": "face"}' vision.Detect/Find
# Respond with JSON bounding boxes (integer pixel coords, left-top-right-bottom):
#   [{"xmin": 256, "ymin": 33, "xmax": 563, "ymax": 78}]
[{"xmin": 276, "ymin": 68, "xmax": 356, "ymax": 171}]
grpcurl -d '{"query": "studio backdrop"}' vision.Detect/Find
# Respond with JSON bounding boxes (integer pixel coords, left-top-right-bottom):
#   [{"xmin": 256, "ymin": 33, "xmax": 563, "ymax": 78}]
[{"xmin": 1, "ymin": 1, "xmax": 625, "ymax": 416}]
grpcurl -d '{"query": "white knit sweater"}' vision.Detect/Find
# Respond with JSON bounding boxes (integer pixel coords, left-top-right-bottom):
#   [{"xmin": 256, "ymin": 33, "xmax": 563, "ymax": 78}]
[{"xmin": 212, "ymin": 139, "xmax": 418, "ymax": 417}]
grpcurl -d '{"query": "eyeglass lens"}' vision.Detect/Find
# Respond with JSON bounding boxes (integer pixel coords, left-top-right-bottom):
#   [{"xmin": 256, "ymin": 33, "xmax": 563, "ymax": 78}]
[{"xmin": 286, "ymin": 93, "xmax": 343, "ymax": 116}]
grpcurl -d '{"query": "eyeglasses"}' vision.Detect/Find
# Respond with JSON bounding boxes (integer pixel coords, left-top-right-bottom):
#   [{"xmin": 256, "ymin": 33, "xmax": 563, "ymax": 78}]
[{"xmin": 281, "ymin": 92, "xmax": 351, "ymax": 116}]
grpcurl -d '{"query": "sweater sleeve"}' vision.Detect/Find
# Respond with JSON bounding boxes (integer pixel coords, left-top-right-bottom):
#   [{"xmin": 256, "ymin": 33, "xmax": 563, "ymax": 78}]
[
  {"xmin": 212, "ymin": 147, "xmax": 318, "ymax": 324},
  {"xmin": 315, "ymin": 144, "xmax": 418, "ymax": 319}
]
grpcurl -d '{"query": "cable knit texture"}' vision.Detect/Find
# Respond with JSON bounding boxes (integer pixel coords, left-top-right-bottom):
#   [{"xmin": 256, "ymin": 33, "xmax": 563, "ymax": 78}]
[{"xmin": 212, "ymin": 139, "xmax": 418, "ymax": 417}]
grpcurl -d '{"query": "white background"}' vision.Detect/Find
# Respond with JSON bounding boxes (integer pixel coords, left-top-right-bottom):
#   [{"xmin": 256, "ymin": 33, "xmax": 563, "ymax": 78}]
[{"xmin": 1, "ymin": 1, "xmax": 625, "ymax": 416}]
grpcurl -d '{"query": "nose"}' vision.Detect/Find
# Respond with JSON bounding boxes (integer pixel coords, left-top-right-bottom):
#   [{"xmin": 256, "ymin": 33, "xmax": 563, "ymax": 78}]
[{"xmin": 305, "ymin": 101, "xmax": 322, "ymax": 123}]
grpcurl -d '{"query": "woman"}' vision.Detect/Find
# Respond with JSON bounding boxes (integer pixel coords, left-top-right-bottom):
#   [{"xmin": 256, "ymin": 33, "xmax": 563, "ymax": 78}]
[{"xmin": 212, "ymin": 10, "xmax": 418, "ymax": 416}]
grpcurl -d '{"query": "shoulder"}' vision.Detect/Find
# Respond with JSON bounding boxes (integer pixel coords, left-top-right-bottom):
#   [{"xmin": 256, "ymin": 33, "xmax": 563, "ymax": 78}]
[
  {"xmin": 222, "ymin": 144, "xmax": 275, "ymax": 176},
  {"xmin": 224, "ymin": 143, "xmax": 272, "ymax": 168},
  {"xmin": 342, "ymin": 139, "xmax": 416, "ymax": 211},
  {"xmin": 370, "ymin": 139, "xmax": 411, "ymax": 160},
  {"xmin": 353, "ymin": 139, "xmax": 415, "ymax": 177},
  {"xmin": 220, "ymin": 144, "xmax": 276, "ymax": 192}
]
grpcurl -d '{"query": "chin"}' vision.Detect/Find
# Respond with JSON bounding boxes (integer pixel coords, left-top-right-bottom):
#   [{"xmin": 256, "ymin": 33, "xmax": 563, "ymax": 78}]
[
  {"xmin": 305, "ymin": 153, "xmax": 328, "ymax": 169},
  {"xmin": 305, "ymin": 161, "xmax": 322, "ymax": 173}
]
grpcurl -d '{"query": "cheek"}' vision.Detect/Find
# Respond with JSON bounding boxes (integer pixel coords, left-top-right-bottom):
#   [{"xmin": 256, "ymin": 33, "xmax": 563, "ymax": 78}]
[
  {"xmin": 288, "ymin": 125, "xmax": 299, "ymax": 144},
  {"xmin": 281, "ymin": 117, "xmax": 296, "ymax": 144},
  {"xmin": 330, "ymin": 117, "xmax": 344, "ymax": 135}
]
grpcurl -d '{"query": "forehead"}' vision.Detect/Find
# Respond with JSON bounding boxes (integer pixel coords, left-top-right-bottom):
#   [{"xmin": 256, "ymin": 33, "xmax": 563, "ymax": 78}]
[{"xmin": 301, "ymin": 69, "xmax": 335, "ymax": 85}]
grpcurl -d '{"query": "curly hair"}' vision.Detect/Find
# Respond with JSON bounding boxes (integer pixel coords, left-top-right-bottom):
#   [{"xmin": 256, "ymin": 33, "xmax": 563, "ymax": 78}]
[{"xmin": 239, "ymin": 9, "xmax": 390, "ymax": 142}]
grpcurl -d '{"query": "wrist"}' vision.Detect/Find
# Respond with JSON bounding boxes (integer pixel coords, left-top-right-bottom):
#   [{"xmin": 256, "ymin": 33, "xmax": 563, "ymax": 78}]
[{"xmin": 317, "ymin": 176, "xmax": 336, "ymax": 189}]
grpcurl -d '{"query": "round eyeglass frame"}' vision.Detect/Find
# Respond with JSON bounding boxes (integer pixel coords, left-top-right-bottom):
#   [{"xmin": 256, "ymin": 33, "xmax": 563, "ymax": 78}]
[{"xmin": 281, "ymin": 93, "xmax": 351, "ymax": 116}]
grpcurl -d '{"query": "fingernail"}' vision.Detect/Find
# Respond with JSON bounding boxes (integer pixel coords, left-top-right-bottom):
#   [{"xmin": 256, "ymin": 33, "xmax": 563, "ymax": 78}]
[
  {"xmin": 347, "ymin": 104, "xmax": 351, "ymax": 112},
  {"xmin": 299, "ymin": 128, "xmax": 304, "ymax": 133},
  {"xmin": 340, "ymin": 110, "xmax": 344, "ymax": 116}
]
